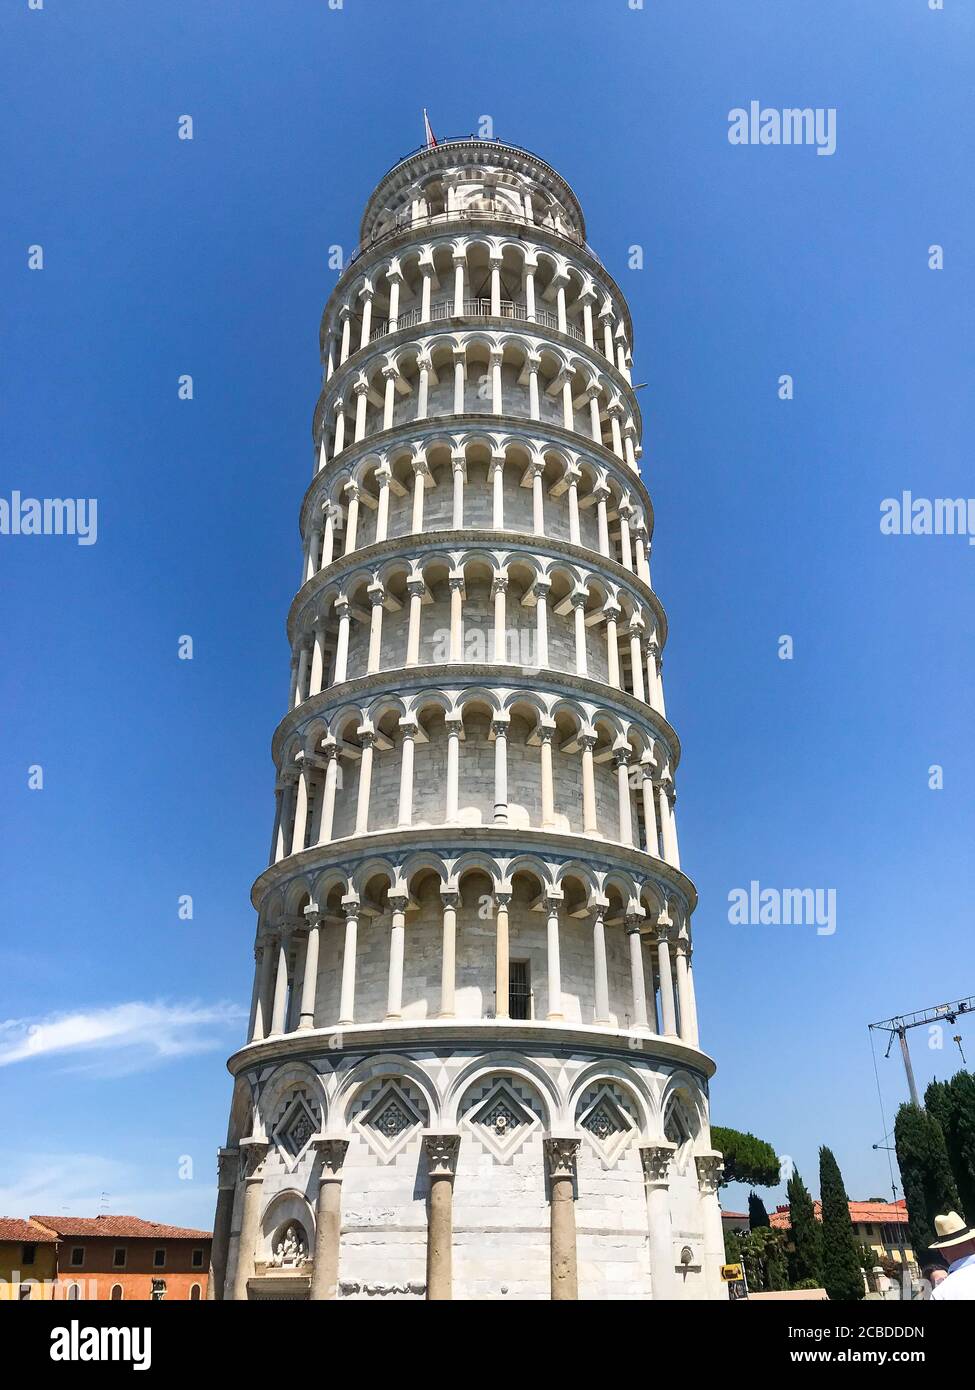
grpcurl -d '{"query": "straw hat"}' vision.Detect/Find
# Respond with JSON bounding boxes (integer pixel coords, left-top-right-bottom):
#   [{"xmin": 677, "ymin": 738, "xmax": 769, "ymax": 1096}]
[{"xmin": 930, "ymin": 1211, "xmax": 975, "ymax": 1251}]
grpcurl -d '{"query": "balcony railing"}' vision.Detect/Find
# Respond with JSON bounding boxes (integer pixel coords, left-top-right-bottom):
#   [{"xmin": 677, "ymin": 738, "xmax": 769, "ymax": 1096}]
[{"xmin": 367, "ymin": 298, "xmax": 586, "ymax": 346}]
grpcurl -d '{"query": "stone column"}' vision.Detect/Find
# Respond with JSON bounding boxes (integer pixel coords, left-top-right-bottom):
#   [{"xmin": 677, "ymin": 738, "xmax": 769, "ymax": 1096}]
[
  {"xmin": 533, "ymin": 579, "xmax": 550, "ymax": 667},
  {"xmin": 545, "ymin": 1137, "xmax": 580, "ymax": 1300},
  {"xmin": 293, "ymin": 644, "xmax": 310, "ymax": 708},
  {"xmin": 531, "ymin": 462, "xmax": 545, "ymax": 532},
  {"xmin": 366, "ymin": 585, "xmax": 385, "ymax": 673},
  {"xmin": 354, "ymin": 729, "xmax": 374, "ymax": 835},
  {"xmin": 338, "ymin": 305, "xmax": 352, "ymax": 363},
  {"xmin": 230, "ymin": 1139, "xmax": 269, "ymax": 1301},
  {"xmin": 572, "ymin": 591, "xmax": 588, "ymax": 675},
  {"xmin": 641, "ymin": 761, "xmax": 659, "ymax": 855},
  {"xmin": 538, "ymin": 722, "xmax": 556, "ymax": 828},
  {"xmin": 591, "ymin": 903, "xmax": 610, "ymax": 1025},
  {"xmin": 332, "ymin": 600, "xmax": 351, "ymax": 683},
  {"xmin": 250, "ymin": 942, "xmax": 274, "ymax": 1041},
  {"xmin": 603, "ymin": 603, "xmax": 621, "ymax": 688},
  {"xmin": 544, "ymin": 895, "xmax": 564, "ymax": 1020},
  {"xmin": 310, "ymin": 1137, "xmax": 349, "ymax": 1301},
  {"xmin": 269, "ymin": 930, "xmax": 292, "ymax": 1036},
  {"xmin": 397, "ymin": 719, "xmax": 417, "ymax": 827},
  {"xmin": 451, "ymin": 452, "xmax": 465, "ymax": 525},
  {"xmin": 595, "ymin": 486, "xmax": 610, "ymax": 556},
  {"xmin": 444, "ymin": 717, "xmax": 462, "ymax": 823},
  {"xmin": 338, "ymin": 899, "xmax": 359, "ymax": 1025},
  {"xmin": 385, "ymin": 894, "xmax": 408, "ymax": 1019},
  {"xmin": 579, "ymin": 734, "xmax": 598, "ymax": 835},
  {"xmin": 448, "ymin": 575, "xmax": 464, "ymax": 661},
  {"xmin": 405, "ymin": 577, "xmax": 424, "ymax": 665},
  {"xmin": 655, "ymin": 923, "xmax": 678, "ymax": 1037},
  {"xmin": 494, "ymin": 891, "xmax": 510, "ymax": 1019},
  {"xmin": 439, "ymin": 890, "xmax": 458, "ymax": 1017},
  {"xmin": 207, "ymin": 1147, "xmax": 238, "ymax": 1300},
  {"xmin": 489, "ymin": 349, "xmax": 504, "ymax": 416},
  {"xmin": 628, "ymin": 626, "xmax": 646, "ymax": 701},
  {"xmin": 452, "ymin": 250, "xmax": 465, "ymax": 314},
  {"xmin": 411, "ymin": 458, "xmax": 428, "ymax": 533},
  {"xmin": 696, "ymin": 1152, "xmax": 728, "ymax": 1301},
  {"xmin": 423, "ymin": 1133, "xmax": 461, "ymax": 1301},
  {"xmin": 674, "ymin": 939, "xmax": 698, "ymax": 1045},
  {"xmin": 627, "ymin": 917, "xmax": 649, "ymax": 1029},
  {"xmin": 491, "ymin": 575, "xmax": 508, "ymax": 663},
  {"xmin": 657, "ymin": 776, "xmax": 679, "ymax": 867},
  {"xmin": 290, "ymin": 764, "xmax": 311, "ymax": 855},
  {"xmin": 452, "ymin": 348, "xmax": 466, "ymax": 414},
  {"xmin": 640, "ymin": 1142, "xmax": 677, "ymax": 1300},
  {"xmin": 492, "ymin": 718, "xmax": 509, "ymax": 824},
  {"xmin": 298, "ymin": 905, "xmax": 322, "ymax": 1030},
  {"xmin": 316, "ymin": 741, "xmax": 339, "ymax": 845},
  {"xmin": 615, "ymin": 746, "xmax": 633, "ymax": 845},
  {"xmin": 490, "ymin": 453, "xmax": 505, "ymax": 524}
]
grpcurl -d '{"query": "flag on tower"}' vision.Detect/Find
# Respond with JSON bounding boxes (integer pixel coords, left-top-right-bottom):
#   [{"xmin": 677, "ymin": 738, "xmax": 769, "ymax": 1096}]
[{"xmin": 423, "ymin": 109, "xmax": 438, "ymax": 148}]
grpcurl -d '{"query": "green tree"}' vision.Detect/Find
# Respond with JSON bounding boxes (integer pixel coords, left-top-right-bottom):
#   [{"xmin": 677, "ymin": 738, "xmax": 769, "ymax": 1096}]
[
  {"xmin": 723, "ymin": 1226, "xmax": 743, "ymax": 1265},
  {"xmin": 819, "ymin": 1146, "xmax": 864, "ymax": 1301},
  {"xmin": 925, "ymin": 1072, "xmax": 975, "ymax": 1223},
  {"xmin": 738, "ymin": 1226, "xmax": 788, "ymax": 1293},
  {"xmin": 710, "ymin": 1126, "xmax": 780, "ymax": 1187},
  {"xmin": 894, "ymin": 1102, "xmax": 960, "ymax": 1254},
  {"xmin": 748, "ymin": 1190, "xmax": 770, "ymax": 1228},
  {"xmin": 787, "ymin": 1168, "xmax": 823, "ymax": 1286}
]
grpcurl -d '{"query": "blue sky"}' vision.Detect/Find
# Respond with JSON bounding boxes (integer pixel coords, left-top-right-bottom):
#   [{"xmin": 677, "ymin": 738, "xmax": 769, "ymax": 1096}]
[{"xmin": 1, "ymin": 0, "xmax": 972, "ymax": 1228}]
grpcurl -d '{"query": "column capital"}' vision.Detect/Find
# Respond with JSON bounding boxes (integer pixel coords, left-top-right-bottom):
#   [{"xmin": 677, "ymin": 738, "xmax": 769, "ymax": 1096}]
[
  {"xmin": 387, "ymin": 892, "xmax": 410, "ymax": 914},
  {"xmin": 695, "ymin": 1151, "xmax": 725, "ymax": 1195},
  {"xmin": 543, "ymin": 891, "xmax": 564, "ymax": 913},
  {"xmin": 640, "ymin": 1140, "xmax": 677, "ymax": 1186},
  {"xmin": 444, "ymin": 716, "xmax": 464, "ymax": 738},
  {"xmin": 494, "ymin": 890, "xmax": 512, "ymax": 910},
  {"xmin": 303, "ymin": 902, "xmax": 323, "ymax": 928},
  {"xmin": 312, "ymin": 1135, "xmax": 350, "ymax": 1180},
  {"xmin": 422, "ymin": 1131, "xmax": 461, "ymax": 1179},
  {"xmin": 406, "ymin": 576, "xmax": 427, "ymax": 599},
  {"xmin": 340, "ymin": 893, "xmax": 361, "ymax": 918},
  {"xmin": 440, "ymin": 888, "xmax": 460, "ymax": 910},
  {"xmin": 544, "ymin": 1135, "xmax": 580, "ymax": 1180},
  {"xmin": 490, "ymin": 573, "xmax": 509, "ymax": 596},
  {"xmin": 612, "ymin": 743, "xmax": 632, "ymax": 769},
  {"xmin": 490, "ymin": 717, "xmax": 510, "ymax": 739},
  {"xmin": 238, "ymin": 1138, "xmax": 269, "ymax": 1179},
  {"xmin": 624, "ymin": 912, "xmax": 646, "ymax": 935}
]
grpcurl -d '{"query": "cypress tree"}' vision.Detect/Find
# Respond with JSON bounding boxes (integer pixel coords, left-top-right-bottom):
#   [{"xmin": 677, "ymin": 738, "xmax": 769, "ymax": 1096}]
[
  {"xmin": 894, "ymin": 1102, "xmax": 960, "ymax": 1254},
  {"xmin": 748, "ymin": 1190, "xmax": 770, "ymax": 1228},
  {"xmin": 819, "ymin": 1146, "xmax": 864, "ymax": 1301},
  {"xmin": 925, "ymin": 1072, "xmax": 975, "ymax": 1223},
  {"xmin": 787, "ymin": 1167, "xmax": 823, "ymax": 1286}
]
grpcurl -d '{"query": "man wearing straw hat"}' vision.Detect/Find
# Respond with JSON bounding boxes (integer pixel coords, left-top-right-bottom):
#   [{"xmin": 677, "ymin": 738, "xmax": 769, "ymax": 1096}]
[{"xmin": 929, "ymin": 1212, "xmax": 975, "ymax": 1300}]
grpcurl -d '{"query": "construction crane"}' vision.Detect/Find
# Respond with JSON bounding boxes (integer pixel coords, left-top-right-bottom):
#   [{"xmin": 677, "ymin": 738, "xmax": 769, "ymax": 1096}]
[{"xmin": 869, "ymin": 996, "xmax": 974, "ymax": 1105}]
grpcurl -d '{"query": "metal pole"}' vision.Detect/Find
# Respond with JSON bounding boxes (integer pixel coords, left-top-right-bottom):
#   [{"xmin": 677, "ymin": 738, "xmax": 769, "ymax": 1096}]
[{"xmin": 898, "ymin": 1028, "xmax": 920, "ymax": 1106}]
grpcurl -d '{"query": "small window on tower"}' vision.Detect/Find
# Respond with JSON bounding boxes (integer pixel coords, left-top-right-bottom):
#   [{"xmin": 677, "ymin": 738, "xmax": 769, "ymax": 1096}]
[{"xmin": 509, "ymin": 960, "xmax": 531, "ymax": 1019}]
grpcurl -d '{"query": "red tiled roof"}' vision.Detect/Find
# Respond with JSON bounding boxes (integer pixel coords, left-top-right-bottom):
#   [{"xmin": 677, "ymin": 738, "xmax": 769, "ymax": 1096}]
[
  {"xmin": 771, "ymin": 1199, "xmax": 909, "ymax": 1231},
  {"xmin": 30, "ymin": 1215, "xmax": 211, "ymax": 1240},
  {"xmin": 0, "ymin": 1218, "xmax": 58, "ymax": 1243}
]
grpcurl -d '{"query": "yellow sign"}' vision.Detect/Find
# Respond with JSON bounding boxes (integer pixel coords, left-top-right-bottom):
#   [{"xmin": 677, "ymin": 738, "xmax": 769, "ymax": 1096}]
[{"xmin": 721, "ymin": 1263, "xmax": 744, "ymax": 1282}]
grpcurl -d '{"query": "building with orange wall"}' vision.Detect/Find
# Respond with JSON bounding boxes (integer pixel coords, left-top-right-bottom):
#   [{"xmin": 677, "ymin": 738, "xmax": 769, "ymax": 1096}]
[
  {"xmin": 0, "ymin": 1218, "xmax": 59, "ymax": 1299},
  {"xmin": 22, "ymin": 1216, "xmax": 211, "ymax": 1301}
]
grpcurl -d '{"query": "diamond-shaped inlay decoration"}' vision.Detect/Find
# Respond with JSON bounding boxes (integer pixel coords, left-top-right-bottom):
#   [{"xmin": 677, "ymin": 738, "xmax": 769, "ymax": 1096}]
[
  {"xmin": 576, "ymin": 1084, "xmax": 636, "ymax": 1167},
  {"xmin": 355, "ymin": 1079, "xmax": 426, "ymax": 1163},
  {"xmin": 464, "ymin": 1079, "xmax": 540, "ymax": 1164},
  {"xmin": 272, "ymin": 1095, "xmax": 319, "ymax": 1169}
]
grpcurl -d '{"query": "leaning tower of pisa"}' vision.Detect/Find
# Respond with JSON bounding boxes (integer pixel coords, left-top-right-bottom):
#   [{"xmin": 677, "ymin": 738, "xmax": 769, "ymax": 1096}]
[{"xmin": 211, "ymin": 137, "xmax": 724, "ymax": 1302}]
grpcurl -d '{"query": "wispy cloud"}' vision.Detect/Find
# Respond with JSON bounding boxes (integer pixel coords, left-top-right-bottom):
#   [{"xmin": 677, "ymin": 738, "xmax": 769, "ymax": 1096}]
[
  {"xmin": 0, "ymin": 1000, "xmax": 246, "ymax": 1072},
  {"xmin": 0, "ymin": 1153, "xmax": 217, "ymax": 1230}
]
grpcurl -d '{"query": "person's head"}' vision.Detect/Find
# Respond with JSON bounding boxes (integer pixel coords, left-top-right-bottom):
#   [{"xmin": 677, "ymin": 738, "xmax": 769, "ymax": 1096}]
[
  {"xmin": 930, "ymin": 1212, "xmax": 975, "ymax": 1265},
  {"xmin": 922, "ymin": 1264, "xmax": 947, "ymax": 1287}
]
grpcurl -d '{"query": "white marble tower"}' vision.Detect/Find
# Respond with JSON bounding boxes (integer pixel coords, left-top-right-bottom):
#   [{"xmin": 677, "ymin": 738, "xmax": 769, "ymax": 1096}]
[{"xmin": 212, "ymin": 136, "xmax": 724, "ymax": 1301}]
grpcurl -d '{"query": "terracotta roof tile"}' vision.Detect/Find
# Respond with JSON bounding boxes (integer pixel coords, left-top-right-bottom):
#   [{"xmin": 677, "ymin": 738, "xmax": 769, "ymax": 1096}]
[
  {"xmin": 770, "ymin": 1199, "xmax": 909, "ymax": 1231},
  {"xmin": 0, "ymin": 1218, "xmax": 58, "ymax": 1243},
  {"xmin": 30, "ymin": 1215, "xmax": 211, "ymax": 1240}
]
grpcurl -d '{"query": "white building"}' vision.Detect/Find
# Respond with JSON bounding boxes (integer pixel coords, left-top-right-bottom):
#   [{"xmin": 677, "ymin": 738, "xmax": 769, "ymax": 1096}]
[{"xmin": 211, "ymin": 136, "xmax": 724, "ymax": 1301}]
